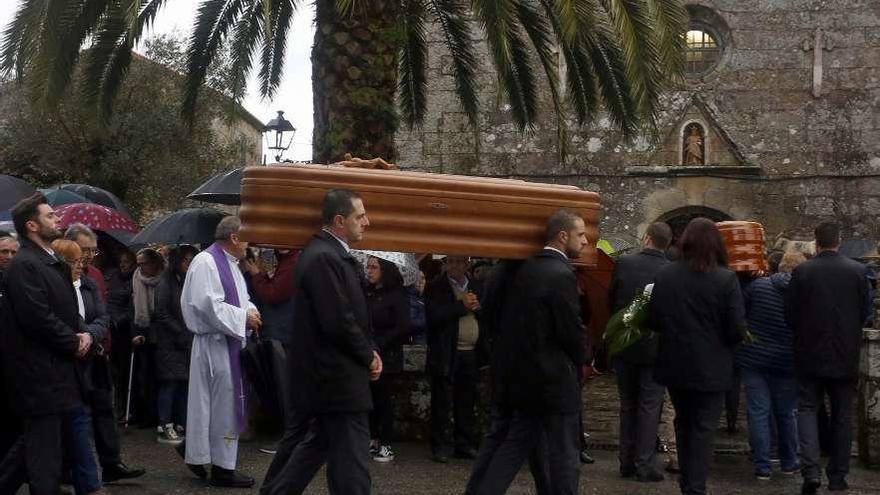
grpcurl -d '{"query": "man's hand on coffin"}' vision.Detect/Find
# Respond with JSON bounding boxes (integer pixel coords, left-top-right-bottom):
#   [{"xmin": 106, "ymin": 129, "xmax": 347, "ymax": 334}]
[
  {"xmin": 247, "ymin": 309, "xmax": 263, "ymax": 331},
  {"xmin": 463, "ymin": 292, "xmax": 481, "ymax": 312},
  {"xmin": 370, "ymin": 351, "xmax": 383, "ymax": 381},
  {"xmin": 76, "ymin": 332, "xmax": 93, "ymax": 358},
  {"xmin": 131, "ymin": 335, "xmax": 145, "ymax": 346},
  {"xmin": 242, "ymin": 259, "xmax": 260, "ymax": 276}
]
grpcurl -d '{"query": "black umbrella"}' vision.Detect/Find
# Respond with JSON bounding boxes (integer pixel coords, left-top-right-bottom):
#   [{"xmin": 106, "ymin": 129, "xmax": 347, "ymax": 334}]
[
  {"xmin": 58, "ymin": 184, "xmax": 133, "ymax": 219},
  {"xmin": 129, "ymin": 208, "xmax": 228, "ymax": 246},
  {"xmin": 0, "ymin": 175, "xmax": 37, "ymax": 217},
  {"xmin": 241, "ymin": 335, "xmax": 287, "ymax": 422},
  {"xmin": 187, "ymin": 168, "xmax": 243, "ymax": 205}
]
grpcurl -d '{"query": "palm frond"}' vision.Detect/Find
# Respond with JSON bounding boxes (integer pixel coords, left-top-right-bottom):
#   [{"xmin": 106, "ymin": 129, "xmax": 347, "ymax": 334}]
[
  {"xmin": 0, "ymin": 0, "xmax": 49, "ymax": 79},
  {"xmin": 553, "ymin": 0, "xmax": 600, "ymax": 45},
  {"xmin": 584, "ymin": 21, "xmax": 638, "ymax": 138},
  {"xmin": 398, "ymin": 0, "xmax": 428, "ymax": 128},
  {"xmin": 511, "ymin": 0, "xmax": 561, "ymax": 118},
  {"xmin": 599, "ymin": 0, "xmax": 661, "ymax": 117},
  {"xmin": 427, "ymin": 0, "xmax": 479, "ymax": 126},
  {"xmin": 183, "ymin": 0, "xmax": 249, "ymax": 122},
  {"xmin": 229, "ymin": 0, "xmax": 265, "ymax": 101},
  {"xmin": 28, "ymin": 0, "xmax": 82, "ymax": 106},
  {"xmin": 258, "ymin": 0, "xmax": 296, "ymax": 99},
  {"xmin": 537, "ymin": 0, "xmax": 594, "ymax": 124},
  {"xmin": 647, "ymin": 0, "xmax": 687, "ymax": 85}
]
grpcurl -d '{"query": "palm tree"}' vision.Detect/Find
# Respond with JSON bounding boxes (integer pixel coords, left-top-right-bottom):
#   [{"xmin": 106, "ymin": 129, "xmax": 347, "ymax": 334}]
[{"xmin": 1, "ymin": 0, "xmax": 687, "ymax": 163}]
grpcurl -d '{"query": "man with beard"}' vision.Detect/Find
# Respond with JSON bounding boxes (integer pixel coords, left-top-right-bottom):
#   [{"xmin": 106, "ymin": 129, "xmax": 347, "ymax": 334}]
[
  {"xmin": 0, "ymin": 192, "xmax": 93, "ymax": 494},
  {"xmin": 469, "ymin": 209, "xmax": 588, "ymax": 495}
]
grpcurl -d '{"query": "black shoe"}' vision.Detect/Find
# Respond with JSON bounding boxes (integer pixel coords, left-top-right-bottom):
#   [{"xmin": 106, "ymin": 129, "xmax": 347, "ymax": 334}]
[
  {"xmin": 210, "ymin": 466, "xmax": 255, "ymax": 488},
  {"xmin": 828, "ymin": 479, "xmax": 849, "ymax": 491},
  {"xmin": 801, "ymin": 479, "xmax": 821, "ymax": 494},
  {"xmin": 175, "ymin": 441, "xmax": 207, "ymax": 479},
  {"xmin": 432, "ymin": 453, "xmax": 450, "ymax": 463},
  {"xmin": 636, "ymin": 469, "xmax": 665, "ymax": 482},
  {"xmin": 579, "ymin": 451, "xmax": 595, "ymax": 464},
  {"xmin": 102, "ymin": 462, "xmax": 146, "ymax": 483},
  {"xmin": 454, "ymin": 448, "xmax": 478, "ymax": 460}
]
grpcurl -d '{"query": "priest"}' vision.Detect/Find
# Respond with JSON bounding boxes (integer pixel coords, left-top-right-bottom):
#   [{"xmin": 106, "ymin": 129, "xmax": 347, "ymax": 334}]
[{"xmin": 177, "ymin": 216, "xmax": 262, "ymax": 488}]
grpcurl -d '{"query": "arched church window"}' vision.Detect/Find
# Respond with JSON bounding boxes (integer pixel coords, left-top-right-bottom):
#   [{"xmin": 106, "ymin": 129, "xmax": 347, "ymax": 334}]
[{"xmin": 682, "ymin": 122, "xmax": 706, "ymax": 165}]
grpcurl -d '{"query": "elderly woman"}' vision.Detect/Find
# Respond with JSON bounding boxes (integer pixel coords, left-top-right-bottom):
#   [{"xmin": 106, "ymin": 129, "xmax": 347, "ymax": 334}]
[
  {"xmin": 650, "ymin": 218, "xmax": 747, "ymax": 495},
  {"xmin": 52, "ymin": 239, "xmax": 107, "ymax": 495},
  {"xmin": 365, "ymin": 256, "xmax": 411, "ymax": 462},
  {"xmin": 130, "ymin": 248, "xmax": 166, "ymax": 428},
  {"xmin": 737, "ymin": 252, "xmax": 807, "ymax": 480},
  {"xmin": 152, "ymin": 245, "xmax": 199, "ymax": 444}
]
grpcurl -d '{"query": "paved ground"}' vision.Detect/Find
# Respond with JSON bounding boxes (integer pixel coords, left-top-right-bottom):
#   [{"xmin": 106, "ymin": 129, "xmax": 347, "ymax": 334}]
[{"xmin": 19, "ymin": 427, "xmax": 878, "ymax": 495}]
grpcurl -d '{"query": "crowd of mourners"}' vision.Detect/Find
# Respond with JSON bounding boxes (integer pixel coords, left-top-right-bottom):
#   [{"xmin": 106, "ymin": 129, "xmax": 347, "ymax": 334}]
[{"xmin": 0, "ymin": 189, "xmax": 875, "ymax": 495}]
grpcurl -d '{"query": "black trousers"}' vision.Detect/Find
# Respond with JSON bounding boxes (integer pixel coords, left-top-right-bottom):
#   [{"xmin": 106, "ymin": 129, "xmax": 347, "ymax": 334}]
[
  {"xmin": 430, "ymin": 350, "xmax": 478, "ymax": 455},
  {"xmin": 615, "ymin": 360, "xmax": 665, "ymax": 475},
  {"xmin": 259, "ymin": 411, "xmax": 371, "ymax": 495},
  {"xmin": 668, "ymin": 389, "xmax": 724, "ymax": 495},
  {"xmin": 91, "ymin": 388, "xmax": 122, "ymax": 467},
  {"xmin": 0, "ymin": 414, "xmax": 68, "ymax": 495},
  {"xmin": 369, "ymin": 375, "xmax": 394, "ymax": 445},
  {"xmin": 797, "ymin": 377, "xmax": 856, "ymax": 483},
  {"xmin": 465, "ymin": 406, "xmax": 551, "ymax": 495},
  {"xmin": 474, "ymin": 411, "xmax": 580, "ymax": 495},
  {"xmin": 724, "ymin": 367, "xmax": 741, "ymax": 430}
]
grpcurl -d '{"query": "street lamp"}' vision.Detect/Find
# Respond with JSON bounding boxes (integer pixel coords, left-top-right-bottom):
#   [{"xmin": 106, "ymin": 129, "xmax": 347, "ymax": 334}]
[{"xmin": 263, "ymin": 110, "xmax": 296, "ymax": 163}]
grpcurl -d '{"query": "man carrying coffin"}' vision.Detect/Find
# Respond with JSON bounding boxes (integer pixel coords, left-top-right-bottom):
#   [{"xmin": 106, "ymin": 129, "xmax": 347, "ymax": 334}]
[{"xmin": 177, "ymin": 216, "xmax": 262, "ymax": 488}]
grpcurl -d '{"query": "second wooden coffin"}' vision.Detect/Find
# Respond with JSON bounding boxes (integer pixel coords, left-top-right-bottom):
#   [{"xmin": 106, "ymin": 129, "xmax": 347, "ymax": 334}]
[
  {"xmin": 238, "ymin": 164, "xmax": 601, "ymax": 266},
  {"xmin": 716, "ymin": 220, "xmax": 767, "ymax": 272}
]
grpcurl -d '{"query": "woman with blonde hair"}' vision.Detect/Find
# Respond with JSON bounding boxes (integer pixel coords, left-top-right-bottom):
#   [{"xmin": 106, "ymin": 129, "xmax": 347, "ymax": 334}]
[
  {"xmin": 736, "ymin": 251, "xmax": 807, "ymax": 480},
  {"xmin": 51, "ymin": 238, "xmax": 108, "ymax": 495}
]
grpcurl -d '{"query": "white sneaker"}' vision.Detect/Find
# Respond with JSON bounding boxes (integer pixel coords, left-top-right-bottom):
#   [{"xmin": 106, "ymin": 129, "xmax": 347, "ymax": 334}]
[
  {"xmin": 372, "ymin": 445, "xmax": 395, "ymax": 462},
  {"xmin": 157, "ymin": 423, "xmax": 183, "ymax": 445}
]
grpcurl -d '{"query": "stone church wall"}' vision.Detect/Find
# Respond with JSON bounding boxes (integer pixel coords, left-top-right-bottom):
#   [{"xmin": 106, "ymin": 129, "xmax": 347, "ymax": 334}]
[{"xmin": 395, "ymin": 0, "xmax": 880, "ymax": 245}]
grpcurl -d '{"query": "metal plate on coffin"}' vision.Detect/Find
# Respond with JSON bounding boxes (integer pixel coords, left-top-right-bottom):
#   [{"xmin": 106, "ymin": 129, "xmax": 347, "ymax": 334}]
[
  {"xmin": 238, "ymin": 164, "xmax": 601, "ymax": 266},
  {"xmin": 716, "ymin": 221, "xmax": 768, "ymax": 273}
]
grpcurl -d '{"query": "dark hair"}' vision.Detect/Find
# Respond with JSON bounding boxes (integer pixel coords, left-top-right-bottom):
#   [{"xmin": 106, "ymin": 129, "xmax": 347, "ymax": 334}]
[
  {"xmin": 767, "ymin": 250, "xmax": 784, "ymax": 273},
  {"xmin": 0, "ymin": 230, "xmax": 11, "ymax": 238},
  {"xmin": 322, "ymin": 189, "xmax": 362, "ymax": 225},
  {"xmin": 11, "ymin": 192, "xmax": 48, "ymax": 238},
  {"xmin": 136, "ymin": 248, "xmax": 165, "ymax": 268},
  {"xmin": 169, "ymin": 245, "xmax": 199, "ymax": 276},
  {"xmin": 544, "ymin": 209, "xmax": 582, "ymax": 244},
  {"xmin": 372, "ymin": 257, "xmax": 403, "ymax": 291},
  {"xmin": 646, "ymin": 222, "xmax": 673, "ymax": 250},
  {"xmin": 814, "ymin": 222, "xmax": 841, "ymax": 249},
  {"xmin": 679, "ymin": 217, "xmax": 728, "ymax": 272}
]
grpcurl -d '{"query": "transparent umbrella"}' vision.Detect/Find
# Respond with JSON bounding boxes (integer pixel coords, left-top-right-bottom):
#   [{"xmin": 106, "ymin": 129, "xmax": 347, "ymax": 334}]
[{"xmin": 351, "ymin": 250, "xmax": 421, "ymax": 286}]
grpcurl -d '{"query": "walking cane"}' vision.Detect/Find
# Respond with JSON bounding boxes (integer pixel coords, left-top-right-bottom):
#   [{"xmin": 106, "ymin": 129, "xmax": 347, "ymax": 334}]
[{"xmin": 124, "ymin": 350, "xmax": 135, "ymax": 428}]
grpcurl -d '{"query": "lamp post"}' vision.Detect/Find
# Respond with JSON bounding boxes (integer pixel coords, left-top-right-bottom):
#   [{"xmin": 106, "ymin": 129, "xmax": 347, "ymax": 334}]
[{"xmin": 263, "ymin": 110, "xmax": 296, "ymax": 163}]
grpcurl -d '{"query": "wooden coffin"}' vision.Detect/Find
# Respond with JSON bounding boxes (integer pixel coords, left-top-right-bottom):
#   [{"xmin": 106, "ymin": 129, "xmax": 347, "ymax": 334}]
[
  {"xmin": 239, "ymin": 164, "xmax": 601, "ymax": 266},
  {"xmin": 716, "ymin": 221, "xmax": 767, "ymax": 273}
]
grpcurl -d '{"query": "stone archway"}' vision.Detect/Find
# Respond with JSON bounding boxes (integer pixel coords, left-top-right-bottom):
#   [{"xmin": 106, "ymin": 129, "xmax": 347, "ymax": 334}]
[{"xmin": 657, "ymin": 205, "xmax": 732, "ymax": 242}]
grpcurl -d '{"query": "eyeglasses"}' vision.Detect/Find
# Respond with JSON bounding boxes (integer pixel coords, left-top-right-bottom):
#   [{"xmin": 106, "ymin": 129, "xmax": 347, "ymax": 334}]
[{"xmin": 81, "ymin": 247, "xmax": 100, "ymax": 257}]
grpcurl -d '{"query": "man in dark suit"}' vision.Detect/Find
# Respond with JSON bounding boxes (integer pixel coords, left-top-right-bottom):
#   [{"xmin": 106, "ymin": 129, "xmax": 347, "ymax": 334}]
[
  {"xmin": 470, "ymin": 209, "xmax": 588, "ymax": 495},
  {"xmin": 786, "ymin": 222, "xmax": 871, "ymax": 494},
  {"xmin": 426, "ymin": 255, "xmax": 485, "ymax": 462},
  {"xmin": 0, "ymin": 231, "xmax": 20, "ymax": 459},
  {"xmin": 608, "ymin": 222, "xmax": 671, "ymax": 482},
  {"xmin": 0, "ymin": 192, "xmax": 92, "ymax": 495},
  {"xmin": 260, "ymin": 189, "xmax": 380, "ymax": 495}
]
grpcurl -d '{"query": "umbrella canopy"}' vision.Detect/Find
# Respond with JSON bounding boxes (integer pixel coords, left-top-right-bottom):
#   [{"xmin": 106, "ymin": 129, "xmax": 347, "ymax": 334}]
[
  {"xmin": 54, "ymin": 203, "xmax": 138, "ymax": 245},
  {"xmin": 187, "ymin": 168, "xmax": 243, "ymax": 205},
  {"xmin": 40, "ymin": 188, "xmax": 93, "ymax": 207},
  {"xmin": 57, "ymin": 184, "xmax": 133, "ymax": 219},
  {"xmin": 0, "ymin": 175, "xmax": 37, "ymax": 219},
  {"xmin": 130, "ymin": 208, "xmax": 229, "ymax": 247},
  {"xmin": 351, "ymin": 250, "xmax": 421, "ymax": 286}
]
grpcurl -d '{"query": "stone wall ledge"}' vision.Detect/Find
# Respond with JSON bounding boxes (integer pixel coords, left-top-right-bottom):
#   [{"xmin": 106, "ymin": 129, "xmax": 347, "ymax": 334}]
[{"xmin": 625, "ymin": 165, "xmax": 763, "ymax": 176}]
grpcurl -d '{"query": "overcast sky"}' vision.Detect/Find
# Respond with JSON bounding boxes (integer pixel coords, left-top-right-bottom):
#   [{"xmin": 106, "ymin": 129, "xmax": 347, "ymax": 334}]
[{"xmin": 0, "ymin": 0, "xmax": 316, "ymax": 161}]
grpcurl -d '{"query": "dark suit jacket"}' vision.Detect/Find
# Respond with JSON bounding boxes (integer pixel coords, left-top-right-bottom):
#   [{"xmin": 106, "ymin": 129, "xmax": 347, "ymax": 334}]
[
  {"xmin": 495, "ymin": 249, "xmax": 586, "ymax": 414},
  {"xmin": 785, "ymin": 250, "xmax": 870, "ymax": 380},
  {"xmin": 288, "ymin": 231, "xmax": 376, "ymax": 413},
  {"xmin": 650, "ymin": 261, "xmax": 747, "ymax": 392},
  {"xmin": 1, "ymin": 238, "xmax": 84, "ymax": 417},
  {"xmin": 152, "ymin": 271, "xmax": 193, "ymax": 381},
  {"xmin": 425, "ymin": 275, "xmax": 486, "ymax": 377},
  {"xmin": 608, "ymin": 248, "xmax": 669, "ymax": 365}
]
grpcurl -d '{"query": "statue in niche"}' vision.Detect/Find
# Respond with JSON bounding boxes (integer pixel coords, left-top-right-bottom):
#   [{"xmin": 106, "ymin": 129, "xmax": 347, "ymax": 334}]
[{"xmin": 683, "ymin": 123, "xmax": 706, "ymax": 165}]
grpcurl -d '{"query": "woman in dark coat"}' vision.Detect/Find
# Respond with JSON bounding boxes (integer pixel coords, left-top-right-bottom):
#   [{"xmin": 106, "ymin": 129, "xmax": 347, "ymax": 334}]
[
  {"xmin": 365, "ymin": 256, "xmax": 411, "ymax": 462},
  {"xmin": 152, "ymin": 245, "xmax": 199, "ymax": 444},
  {"xmin": 650, "ymin": 218, "xmax": 747, "ymax": 495}
]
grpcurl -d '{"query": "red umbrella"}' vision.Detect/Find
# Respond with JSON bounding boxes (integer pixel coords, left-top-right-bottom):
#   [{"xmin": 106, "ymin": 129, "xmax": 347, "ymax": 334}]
[{"xmin": 54, "ymin": 203, "xmax": 138, "ymax": 242}]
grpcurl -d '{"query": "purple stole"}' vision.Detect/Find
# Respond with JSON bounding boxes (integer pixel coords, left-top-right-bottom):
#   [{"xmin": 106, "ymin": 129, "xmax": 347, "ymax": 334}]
[{"xmin": 205, "ymin": 242, "xmax": 247, "ymax": 434}]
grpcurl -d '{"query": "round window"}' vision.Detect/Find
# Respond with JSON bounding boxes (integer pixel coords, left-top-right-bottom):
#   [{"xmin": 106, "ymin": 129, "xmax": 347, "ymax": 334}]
[{"xmin": 685, "ymin": 27, "xmax": 722, "ymax": 77}]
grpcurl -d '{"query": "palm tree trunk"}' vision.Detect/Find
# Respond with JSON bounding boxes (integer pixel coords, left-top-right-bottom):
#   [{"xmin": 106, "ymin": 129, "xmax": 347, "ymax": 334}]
[{"xmin": 312, "ymin": 0, "xmax": 400, "ymax": 164}]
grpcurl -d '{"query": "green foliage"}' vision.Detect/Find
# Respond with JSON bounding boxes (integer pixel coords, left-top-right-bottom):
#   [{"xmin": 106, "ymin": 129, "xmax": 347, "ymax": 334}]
[
  {"xmin": 603, "ymin": 287, "xmax": 652, "ymax": 358},
  {"xmin": 0, "ymin": 39, "xmax": 256, "ymax": 222}
]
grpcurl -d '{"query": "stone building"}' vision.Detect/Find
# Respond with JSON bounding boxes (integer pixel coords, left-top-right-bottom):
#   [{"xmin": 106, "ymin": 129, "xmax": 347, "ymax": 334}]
[{"xmin": 396, "ymin": 0, "xmax": 880, "ymax": 245}]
